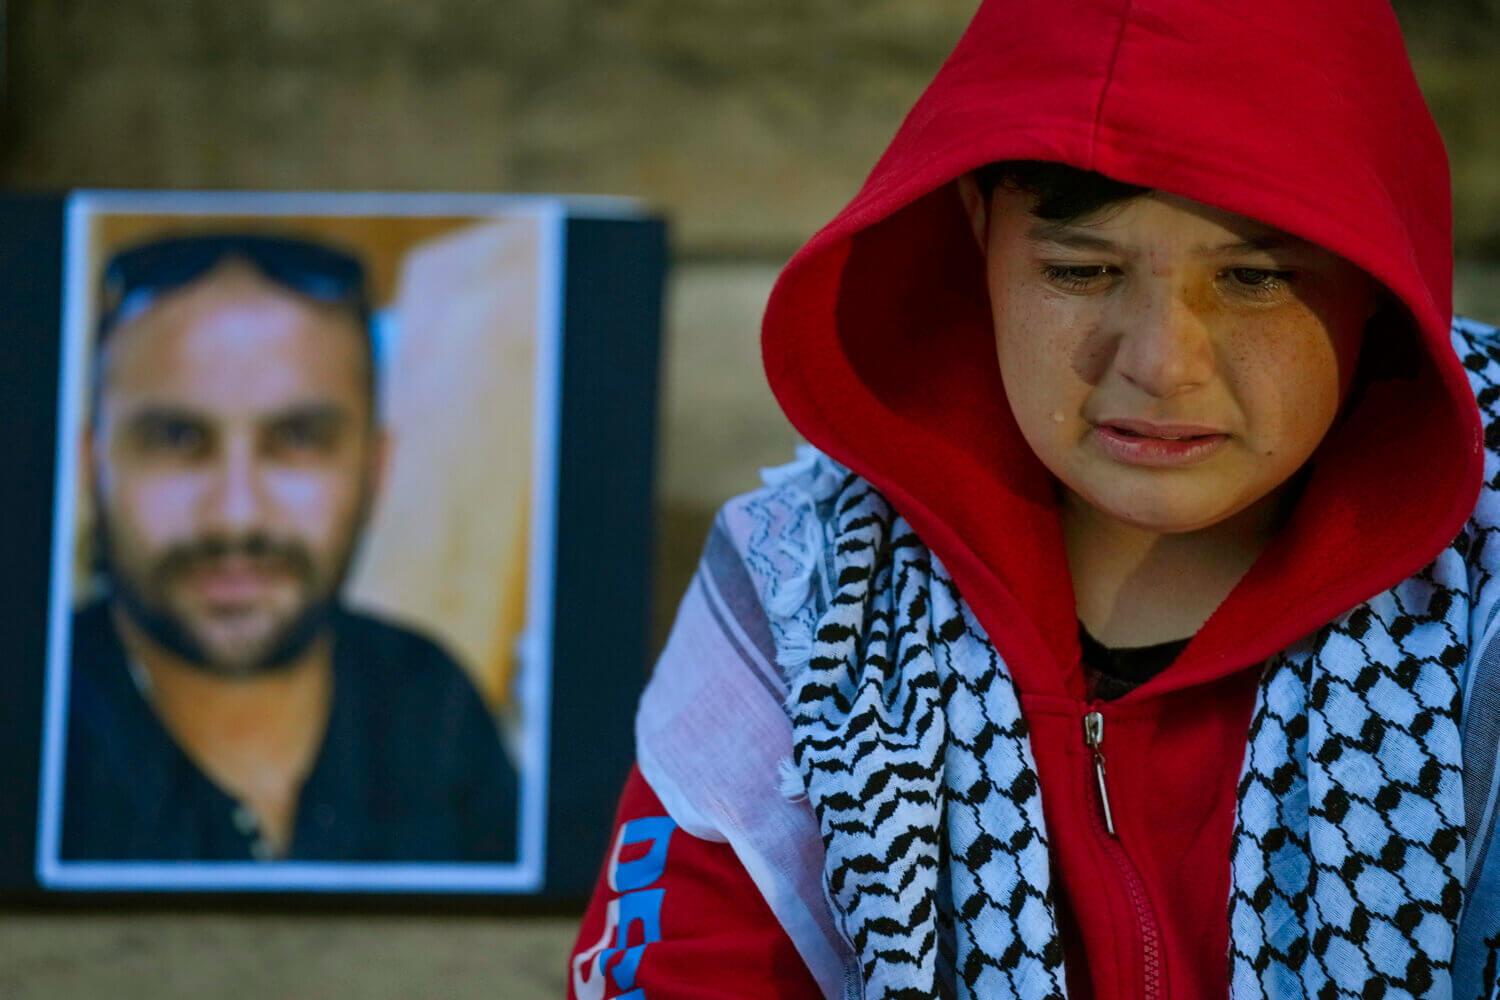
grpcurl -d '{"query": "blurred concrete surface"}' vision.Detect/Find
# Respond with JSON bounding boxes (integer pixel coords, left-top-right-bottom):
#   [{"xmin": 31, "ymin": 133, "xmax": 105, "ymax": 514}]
[
  {"xmin": 659, "ymin": 263, "xmax": 796, "ymax": 512},
  {"xmin": 0, "ymin": 911, "xmax": 580, "ymax": 1000},
  {"xmin": 1457, "ymin": 263, "xmax": 1500, "ymax": 323},
  {"xmin": 652, "ymin": 262, "xmax": 800, "ymax": 650}
]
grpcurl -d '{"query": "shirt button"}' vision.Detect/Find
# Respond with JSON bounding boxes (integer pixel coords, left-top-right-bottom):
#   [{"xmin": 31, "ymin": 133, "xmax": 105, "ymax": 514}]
[{"xmin": 232, "ymin": 805, "xmax": 259, "ymax": 835}]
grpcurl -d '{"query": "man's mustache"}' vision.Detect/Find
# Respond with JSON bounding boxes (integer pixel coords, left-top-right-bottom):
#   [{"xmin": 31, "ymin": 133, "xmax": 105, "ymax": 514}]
[{"xmin": 152, "ymin": 534, "xmax": 317, "ymax": 584}]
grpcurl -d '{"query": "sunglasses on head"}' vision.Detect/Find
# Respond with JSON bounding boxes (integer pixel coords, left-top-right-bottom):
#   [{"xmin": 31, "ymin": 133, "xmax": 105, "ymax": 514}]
[{"xmin": 97, "ymin": 233, "xmax": 372, "ymax": 343}]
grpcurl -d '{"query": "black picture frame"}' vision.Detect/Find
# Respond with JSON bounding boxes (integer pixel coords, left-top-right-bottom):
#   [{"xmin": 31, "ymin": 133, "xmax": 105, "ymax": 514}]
[{"xmin": 0, "ymin": 192, "xmax": 665, "ymax": 902}]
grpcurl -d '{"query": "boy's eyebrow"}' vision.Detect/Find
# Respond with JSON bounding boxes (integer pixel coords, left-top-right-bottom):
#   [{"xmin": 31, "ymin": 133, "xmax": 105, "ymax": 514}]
[
  {"xmin": 1025, "ymin": 221, "xmax": 1119, "ymax": 251},
  {"xmin": 1025, "ymin": 222, "xmax": 1307, "ymax": 257},
  {"xmin": 1197, "ymin": 235, "xmax": 1296, "ymax": 255}
]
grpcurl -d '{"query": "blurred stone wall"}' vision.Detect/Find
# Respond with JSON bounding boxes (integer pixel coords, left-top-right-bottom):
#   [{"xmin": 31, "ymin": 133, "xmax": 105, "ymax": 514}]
[
  {"xmin": 4, "ymin": 0, "xmax": 1498, "ymax": 257},
  {"xmin": 1, "ymin": 3, "xmax": 1498, "ymax": 996},
  {"xmin": 0, "ymin": 0, "xmax": 977, "ymax": 254},
  {"xmin": 1394, "ymin": 0, "xmax": 1500, "ymax": 258}
]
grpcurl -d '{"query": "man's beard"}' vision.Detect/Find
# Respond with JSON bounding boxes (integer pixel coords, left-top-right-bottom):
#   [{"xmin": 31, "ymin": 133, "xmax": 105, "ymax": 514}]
[{"xmin": 96, "ymin": 521, "xmax": 361, "ymax": 680}]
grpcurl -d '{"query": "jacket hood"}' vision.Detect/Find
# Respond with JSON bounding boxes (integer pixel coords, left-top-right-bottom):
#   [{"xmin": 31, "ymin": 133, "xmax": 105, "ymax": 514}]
[{"xmin": 762, "ymin": 0, "xmax": 1483, "ymax": 696}]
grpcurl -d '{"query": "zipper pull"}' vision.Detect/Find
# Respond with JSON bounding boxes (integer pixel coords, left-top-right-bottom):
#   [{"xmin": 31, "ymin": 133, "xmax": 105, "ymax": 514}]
[{"xmin": 1083, "ymin": 711, "xmax": 1117, "ymax": 837}]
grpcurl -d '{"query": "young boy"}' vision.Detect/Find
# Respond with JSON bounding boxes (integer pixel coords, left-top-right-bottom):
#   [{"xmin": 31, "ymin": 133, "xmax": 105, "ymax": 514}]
[{"xmin": 572, "ymin": 0, "xmax": 1500, "ymax": 996}]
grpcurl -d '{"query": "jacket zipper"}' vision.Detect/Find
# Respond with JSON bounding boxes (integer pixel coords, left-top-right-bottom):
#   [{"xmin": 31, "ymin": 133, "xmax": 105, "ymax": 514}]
[
  {"xmin": 1083, "ymin": 711, "xmax": 1116, "ymax": 835},
  {"xmin": 1082, "ymin": 709, "xmax": 1164, "ymax": 1000}
]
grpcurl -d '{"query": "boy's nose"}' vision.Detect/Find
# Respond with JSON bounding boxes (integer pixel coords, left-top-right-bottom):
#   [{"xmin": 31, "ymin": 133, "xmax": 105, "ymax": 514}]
[{"xmin": 1111, "ymin": 290, "xmax": 1216, "ymax": 399}]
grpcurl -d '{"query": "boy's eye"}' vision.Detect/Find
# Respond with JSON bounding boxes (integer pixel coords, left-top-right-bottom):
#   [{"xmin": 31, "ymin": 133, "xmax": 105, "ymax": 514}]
[
  {"xmin": 1223, "ymin": 267, "xmax": 1295, "ymax": 297},
  {"xmin": 1041, "ymin": 263, "xmax": 1116, "ymax": 290}
]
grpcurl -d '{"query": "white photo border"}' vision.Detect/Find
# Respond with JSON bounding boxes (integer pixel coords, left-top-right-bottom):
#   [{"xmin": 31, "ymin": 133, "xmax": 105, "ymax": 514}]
[{"xmin": 34, "ymin": 189, "xmax": 583, "ymax": 892}]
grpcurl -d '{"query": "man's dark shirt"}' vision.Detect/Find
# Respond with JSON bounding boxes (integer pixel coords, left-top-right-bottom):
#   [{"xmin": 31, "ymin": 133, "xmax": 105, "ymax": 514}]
[{"xmin": 61, "ymin": 600, "xmax": 519, "ymax": 862}]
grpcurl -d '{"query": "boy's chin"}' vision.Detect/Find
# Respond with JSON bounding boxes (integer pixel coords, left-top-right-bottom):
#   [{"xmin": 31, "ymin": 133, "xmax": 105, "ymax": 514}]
[{"xmin": 1069, "ymin": 482, "xmax": 1263, "ymax": 537}]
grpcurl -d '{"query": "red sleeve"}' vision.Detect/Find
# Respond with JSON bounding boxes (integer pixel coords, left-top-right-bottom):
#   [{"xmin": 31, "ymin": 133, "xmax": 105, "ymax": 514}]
[{"xmin": 568, "ymin": 765, "xmax": 826, "ymax": 1000}]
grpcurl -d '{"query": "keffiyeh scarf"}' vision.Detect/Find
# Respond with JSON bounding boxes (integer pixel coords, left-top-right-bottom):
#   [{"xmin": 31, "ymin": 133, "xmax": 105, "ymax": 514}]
[{"xmin": 742, "ymin": 449, "xmax": 1474, "ymax": 1000}]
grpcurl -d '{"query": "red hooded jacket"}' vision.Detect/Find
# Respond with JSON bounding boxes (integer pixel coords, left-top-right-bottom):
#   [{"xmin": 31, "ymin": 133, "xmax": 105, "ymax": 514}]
[{"xmin": 573, "ymin": 0, "xmax": 1482, "ymax": 996}]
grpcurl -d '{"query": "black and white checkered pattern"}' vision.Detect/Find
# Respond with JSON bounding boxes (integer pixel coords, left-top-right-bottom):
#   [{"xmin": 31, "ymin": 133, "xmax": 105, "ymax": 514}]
[
  {"xmin": 746, "ymin": 463, "xmax": 1066, "ymax": 1000},
  {"xmin": 1228, "ymin": 558, "xmax": 1469, "ymax": 999}
]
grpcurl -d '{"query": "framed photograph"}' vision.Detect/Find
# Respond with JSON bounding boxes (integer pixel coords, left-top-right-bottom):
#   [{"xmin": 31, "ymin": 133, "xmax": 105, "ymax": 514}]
[{"xmin": 0, "ymin": 191, "xmax": 666, "ymax": 897}]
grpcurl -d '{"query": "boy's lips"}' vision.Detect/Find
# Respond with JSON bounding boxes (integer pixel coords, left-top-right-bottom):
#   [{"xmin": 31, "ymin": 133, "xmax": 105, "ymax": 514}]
[
  {"xmin": 1097, "ymin": 418, "xmax": 1227, "ymax": 440},
  {"xmin": 1090, "ymin": 418, "xmax": 1229, "ymax": 467}
]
